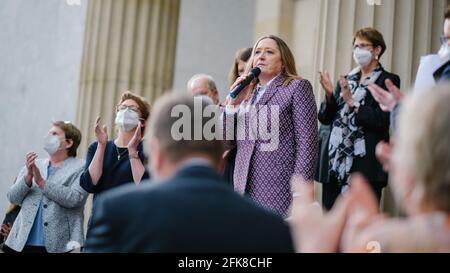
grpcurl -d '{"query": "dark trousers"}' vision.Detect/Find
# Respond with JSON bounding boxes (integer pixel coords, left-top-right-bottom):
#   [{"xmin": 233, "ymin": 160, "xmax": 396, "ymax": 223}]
[
  {"xmin": 2, "ymin": 244, "xmax": 48, "ymax": 253},
  {"xmin": 223, "ymin": 148, "xmax": 237, "ymax": 186},
  {"xmin": 322, "ymin": 175, "xmax": 383, "ymax": 211}
]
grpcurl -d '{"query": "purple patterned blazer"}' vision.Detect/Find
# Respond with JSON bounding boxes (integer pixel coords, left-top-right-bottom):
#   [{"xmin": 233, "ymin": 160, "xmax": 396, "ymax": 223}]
[{"xmin": 222, "ymin": 74, "xmax": 318, "ymax": 217}]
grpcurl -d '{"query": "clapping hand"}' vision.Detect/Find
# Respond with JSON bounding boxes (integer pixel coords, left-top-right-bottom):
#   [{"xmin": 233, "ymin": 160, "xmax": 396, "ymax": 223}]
[
  {"xmin": 340, "ymin": 174, "xmax": 382, "ymax": 252},
  {"xmin": 24, "ymin": 152, "xmax": 38, "ymax": 186},
  {"xmin": 31, "ymin": 163, "xmax": 45, "ymax": 189},
  {"xmin": 288, "ymin": 175, "xmax": 353, "ymax": 253},
  {"xmin": 94, "ymin": 116, "xmax": 108, "ymax": 146},
  {"xmin": 367, "ymin": 79, "xmax": 403, "ymax": 112},
  {"xmin": 319, "ymin": 71, "xmax": 334, "ymax": 98},
  {"xmin": 339, "ymin": 75, "xmax": 354, "ymax": 107},
  {"xmin": 1, "ymin": 223, "xmax": 12, "ymax": 239},
  {"xmin": 127, "ymin": 122, "xmax": 143, "ymax": 154},
  {"xmin": 375, "ymin": 141, "xmax": 392, "ymax": 172}
]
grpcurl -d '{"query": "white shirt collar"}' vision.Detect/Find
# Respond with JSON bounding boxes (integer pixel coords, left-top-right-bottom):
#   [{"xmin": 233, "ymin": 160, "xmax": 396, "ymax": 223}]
[
  {"xmin": 178, "ymin": 157, "xmax": 213, "ymax": 170},
  {"xmin": 253, "ymin": 74, "xmax": 280, "ymax": 104}
]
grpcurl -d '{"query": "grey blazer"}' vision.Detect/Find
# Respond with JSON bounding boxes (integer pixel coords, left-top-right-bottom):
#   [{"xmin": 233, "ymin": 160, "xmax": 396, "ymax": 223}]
[{"xmin": 5, "ymin": 157, "xmax": 88, "ymax": 253}]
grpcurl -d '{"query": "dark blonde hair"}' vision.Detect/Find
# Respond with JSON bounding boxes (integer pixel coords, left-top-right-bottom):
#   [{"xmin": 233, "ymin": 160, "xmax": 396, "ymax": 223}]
[
  {"xmin": 228, "ymin": 47, "xmax": 252, "ymax": 87},
  {"xmin": 246, "ymin": 35, "xmax": 300, "ymax": 86},
  {"xmin": 53, "ymin": 121, "xmax": 82, "ymax": 157},
  {"xmin": 353, "ymin": 27, "xmax": 387, "ymax": 59},
  {"xmin": 395, "ymin": 85, "xmax": 450, "ymax": 212}
]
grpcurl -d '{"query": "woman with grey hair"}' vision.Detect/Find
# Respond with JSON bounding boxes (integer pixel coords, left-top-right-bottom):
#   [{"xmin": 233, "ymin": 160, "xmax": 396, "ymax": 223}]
[
  {"xmin": 4, "ymin": 121, "xmax": 87, "ymax": 253},
  {"xmin": 318, "ymin": 27, "xmax": 400, "ymax": 210},
  {"xmin": 342, "ymin": 85, "xmax": 450, "ymax": 252},
  {"xmin": 289, "ymin": 85, "xmax": 450, "ymax": 253}
]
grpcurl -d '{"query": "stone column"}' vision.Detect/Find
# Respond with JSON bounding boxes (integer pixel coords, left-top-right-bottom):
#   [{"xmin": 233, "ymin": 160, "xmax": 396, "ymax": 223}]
[
  {"xmin": 76, "ymin": 0, "xmax": 179, "ymax": 227},
  {"xmin": 76, "ymin": 0, "xmax": 180, "ymax": 156},
  {"xmin": 254, "ymin": 0, "xmax": 449, "ymax": 213},
  {"xmin": 291, "ymin": 0, "xmax": 448, "ymax": 103},
  {"xmin": 254, "ymin": 0, "xmax": 295, "ymax": 45}
]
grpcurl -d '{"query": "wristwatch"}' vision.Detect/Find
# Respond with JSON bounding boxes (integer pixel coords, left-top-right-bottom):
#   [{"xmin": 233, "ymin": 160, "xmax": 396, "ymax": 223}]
[{"xmin": 129, "ymin": 151, "xmax": 140, "ymax": 159}]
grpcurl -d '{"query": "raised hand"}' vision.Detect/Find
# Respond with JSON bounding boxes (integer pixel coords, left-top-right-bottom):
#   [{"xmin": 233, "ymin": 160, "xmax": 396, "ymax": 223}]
[
  {"xmin": 31, "ymin": 163, "xmax": 45, "ymax": 189},
  {"xmin": 338, "ymin": 75, "xmax": 355, "ymax": 107},
  {"xmin": 1, "ymin": 223, "xmax": 12, "ymax": 239},
  {"xmin": 24, "ymin": 152, "xmax": 38, "ymax": 186},
  {"xmin": 340, "ymin": 174, "xmax": 381, "ymax": 252},
  {"xmin": 94, "ymin": 116, "xmax": 108, "ymax": 145},
  {"xmin": 127, "ymin": 122, "xmax": 143, "ymax": 154},
  {"xmin": 287, "ymin": 175, "xmax": 353, "ymax": 253},
  {"xmin": 367, "ymin": 79, "xmax": 403, "ymax": 112},
  {"xmin": 375, "ymin": 141, "xmax": 392, "ymax": 172},
  {"xmin": 319, "ymin": 71, "xmax": 334, "ymax": 98}
]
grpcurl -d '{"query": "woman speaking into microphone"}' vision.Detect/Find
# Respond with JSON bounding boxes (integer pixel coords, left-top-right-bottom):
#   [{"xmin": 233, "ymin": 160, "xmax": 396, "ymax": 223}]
[{"xmin": 222, "ymin": 35, "xmax": 318, "ymax": 217}]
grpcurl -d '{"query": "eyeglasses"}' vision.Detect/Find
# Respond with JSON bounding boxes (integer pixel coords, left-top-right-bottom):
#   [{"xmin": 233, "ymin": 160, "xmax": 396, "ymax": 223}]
[
  {"xmin": 49, "ymin": 131, "xmax": 67, "ymax": 140},
  {"xmin": 117, "ymin": 105, "xmax": 140, "ymax": 113},
  {"xmin": 353, "ymin": 43, "xmax": 373, "ymax": 50},
  {"xmin": 440, "ymin": 35, "xmax": 450, "ymax": 45}
]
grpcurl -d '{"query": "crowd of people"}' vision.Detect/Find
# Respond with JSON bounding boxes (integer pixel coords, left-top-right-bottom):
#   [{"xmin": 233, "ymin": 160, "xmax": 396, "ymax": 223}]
[{"xmin": 1, "ymin": 7, "xmax": 450, "ymax": 253}]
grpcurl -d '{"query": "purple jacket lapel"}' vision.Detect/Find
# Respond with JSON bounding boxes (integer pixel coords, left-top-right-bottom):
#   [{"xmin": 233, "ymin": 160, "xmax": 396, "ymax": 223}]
[{"xmin": 256, "ymin": 74, "xmax": 285, "ymax": 108}]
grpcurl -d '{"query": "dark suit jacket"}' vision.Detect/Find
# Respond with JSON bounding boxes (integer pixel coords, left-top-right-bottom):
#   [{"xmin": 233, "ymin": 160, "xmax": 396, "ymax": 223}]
[
  {"xmin": 433, "ymin": 59, "xmax": 450, "ymax": 83},
  {"xmin": 84, "ymin": 164, "xmax": 294, "ymax": 253},
  {"xmin": 318, "ymin": 67, "xmax": 400, "ymax": 187},
  {"xmin": 223, "ymin": 147, "xmax": 237, "ymax": 186},
  {"xmin": 314, "ymin": 124, "xmax": 331, "ymax": 184}
]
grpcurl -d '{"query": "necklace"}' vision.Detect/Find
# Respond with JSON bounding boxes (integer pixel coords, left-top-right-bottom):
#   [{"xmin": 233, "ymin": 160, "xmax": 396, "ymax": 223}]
[{"xmin": 115, "ymin": 145, "xmax": 128, "ymax": 161}]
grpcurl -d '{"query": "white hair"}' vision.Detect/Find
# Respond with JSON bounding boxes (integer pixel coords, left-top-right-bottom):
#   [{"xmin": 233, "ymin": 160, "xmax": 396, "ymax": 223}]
[{"xmin": 187, "ymin": 73, "xmax": 218, "ymax": 93}]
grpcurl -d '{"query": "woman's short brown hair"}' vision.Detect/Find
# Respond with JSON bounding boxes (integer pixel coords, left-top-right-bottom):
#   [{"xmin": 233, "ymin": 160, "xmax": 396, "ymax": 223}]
[
  {"xmin": 53, "ymin": 121, "xmax": 82, "ymax": 157},
  {"xmin": 353, "ymin": 27, "xmax": 387, "ymax": 59},
  {"xmin": 118, "ymin": 91, "xmax": 151, "ymax": 122}
]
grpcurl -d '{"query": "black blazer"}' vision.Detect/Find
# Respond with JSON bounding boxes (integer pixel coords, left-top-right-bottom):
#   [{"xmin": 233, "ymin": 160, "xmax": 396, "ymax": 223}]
[
  {"xmin": 84, "ymin": 164, "xmax": 294, "ymax": 253},
  {"xmin": 318, "ymin": 67, "xmax": 400, "ymax": 187},
  {"xmin": 314, "ymin": 124, "xmax": 331, "ymax": 184},
  {"xmin": 433, "ymin": 59, "xmax": 450, "ymax": 83}
]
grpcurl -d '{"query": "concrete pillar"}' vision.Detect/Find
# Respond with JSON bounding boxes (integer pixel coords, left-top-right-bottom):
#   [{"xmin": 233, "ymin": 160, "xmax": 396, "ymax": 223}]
[
  {"xmin": 76, "ymin": 0, "xmax": 180, "ymax": 227},
  {"xmin": 76, "ymin": 0, "xmax": 180, "ymax": 157},
  {"xmin": 254, "ymin": 0, "xmax": 295, "ymax": 45}
]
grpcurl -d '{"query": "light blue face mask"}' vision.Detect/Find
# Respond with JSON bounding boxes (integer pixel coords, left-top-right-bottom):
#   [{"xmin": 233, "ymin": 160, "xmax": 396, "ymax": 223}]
[
  {"xmin": 44, "ymin": 134, "xmax": 61, "ymax": 155},
  {"xmin": 353, "ymin": 48, "xmax": 373, "ymax": 67},
  {"xmin": 115, "ymin": 108, "xmax": 139, "ymax": 132}
]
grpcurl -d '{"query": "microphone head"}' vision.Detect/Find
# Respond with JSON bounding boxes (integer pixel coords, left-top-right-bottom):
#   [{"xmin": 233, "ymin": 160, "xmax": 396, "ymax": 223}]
[
  {"xmin": 250, "ymin": 67, "xmax": 261, "ymax": 77},
  {"xmin": 229, "ymin": 66, "xmax": 262, "ymax": 99}
]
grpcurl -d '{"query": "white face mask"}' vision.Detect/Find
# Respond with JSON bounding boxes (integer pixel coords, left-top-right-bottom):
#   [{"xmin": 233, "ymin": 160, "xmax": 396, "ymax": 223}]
[
  {"xmin": 115, "ymin": 109, "xmax": 139, "ymax": 132},
  {"xmin": 438, "ymin": 43, "xmax": 450, "ymax": 59},
  {"xmin": 353, "ymin": 48, "xmax": 373, "ymax": 67},
  {"xmin": 44, "ymin": 134, "xmax": 61, "ymax": 155}
]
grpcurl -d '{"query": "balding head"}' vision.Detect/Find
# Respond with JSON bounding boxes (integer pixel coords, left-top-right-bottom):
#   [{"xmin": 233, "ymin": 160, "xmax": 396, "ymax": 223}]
[
  {"xmin": 187, "ymin": 74, "xmax": 220, "ymax": 105},
  {"xmin": 145, "ymin": 92, "xmax": 224, "ymax": 180}
]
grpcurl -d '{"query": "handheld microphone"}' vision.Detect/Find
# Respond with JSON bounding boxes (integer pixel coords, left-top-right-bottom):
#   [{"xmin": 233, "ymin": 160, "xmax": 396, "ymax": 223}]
[{"xmin": 229, "ymin": 67, "xmax": 261, "ymax": 99}]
